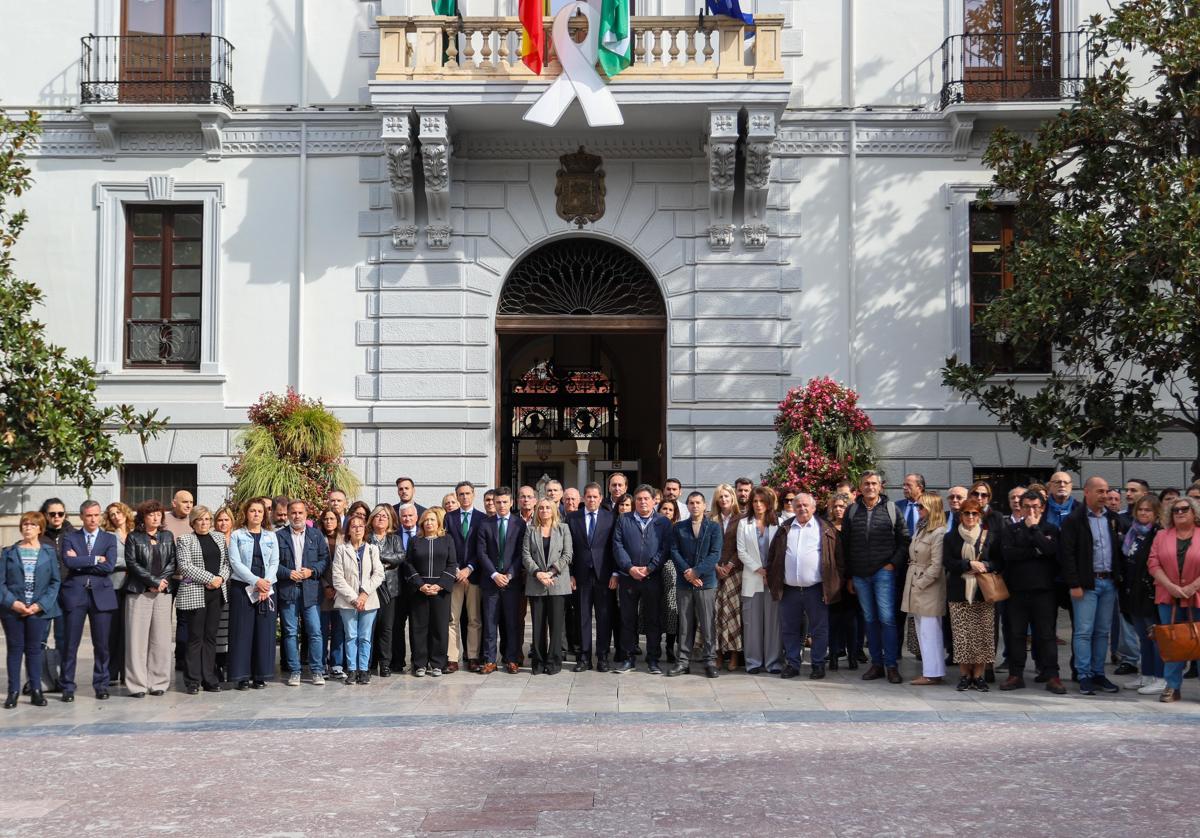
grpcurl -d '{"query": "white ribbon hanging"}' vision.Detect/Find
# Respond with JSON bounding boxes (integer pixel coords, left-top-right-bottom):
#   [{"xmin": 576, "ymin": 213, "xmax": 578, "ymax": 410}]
[{"xmin": 524, "ymin": 1, "xmax": 624, "ymax": 128}]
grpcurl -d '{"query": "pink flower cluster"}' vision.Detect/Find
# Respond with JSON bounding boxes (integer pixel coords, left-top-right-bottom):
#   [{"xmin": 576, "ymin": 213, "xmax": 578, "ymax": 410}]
[
  {"xmin": 247, "ymin": 387, "xmax": 321, "ymax": 427},
  {"xmin": 763, "ymin": 377, "xmax": 876, "ymax": 498}
]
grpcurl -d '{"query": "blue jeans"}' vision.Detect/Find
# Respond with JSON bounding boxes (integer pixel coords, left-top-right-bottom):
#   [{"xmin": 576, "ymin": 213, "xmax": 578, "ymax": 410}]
[
  {"xmin": 280, "ymin": 599, "xmax": 324, "ymax": 674},
  {"xmin": 340, "ymin": 608, "xmax": 378, "ymax": 672},
  {"xmin": 321, "ymin": 610, "xmax": 344, "ymax": 672},
  {"xmin": 1070, "ymin": 577, "xmax": 1116, "ymax": 679},
  {"xmin": 1157, "ymin": 604, "xmax": 1198, "ymax": 689},
  {"xmin": 853, "ymin": 567, "xmax": 898, "ymax": 668},
  {"xmin": 1111, "ymin": 606, "xmax": 1140, "ymax": 665},
  {"xmin": 1131, "ymin": 614, "xmax": 1163, "ymax": 679}
]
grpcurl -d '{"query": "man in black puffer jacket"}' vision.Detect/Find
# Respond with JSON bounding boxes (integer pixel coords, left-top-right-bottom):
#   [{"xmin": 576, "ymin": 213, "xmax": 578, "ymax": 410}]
[{"xmin": 843, "ymin": 471, "xmax": 910, "ymax": 683}]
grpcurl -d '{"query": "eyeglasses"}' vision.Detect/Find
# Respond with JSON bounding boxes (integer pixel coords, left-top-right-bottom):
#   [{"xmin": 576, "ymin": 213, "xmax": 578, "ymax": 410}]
[
  {"xmin": 960, "ymin": 511, "xmax": 980, "ymax": 517},
  {"xmin": 970, "ymin": 491, "xmax": 990, "ymax": 498},
  {"xmin": 46, "ymin": 511, "xmax": 65, "ymax": 517},
  {"xmin": 1173, "ymin": 506, "xmax": 1192, "ymax": 515}
]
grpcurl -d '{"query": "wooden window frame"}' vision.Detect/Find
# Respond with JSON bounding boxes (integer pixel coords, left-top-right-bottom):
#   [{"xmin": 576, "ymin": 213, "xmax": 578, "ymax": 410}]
[{"xmin": 123, "ymin": 204, "xmax": 204, "ymax": 369}]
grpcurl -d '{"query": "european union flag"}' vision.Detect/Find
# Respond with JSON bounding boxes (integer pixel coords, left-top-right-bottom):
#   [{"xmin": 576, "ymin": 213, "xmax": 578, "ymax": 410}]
[{"xmin": 706, "ymin": 0, "xmax": 754, "ymax": 33}]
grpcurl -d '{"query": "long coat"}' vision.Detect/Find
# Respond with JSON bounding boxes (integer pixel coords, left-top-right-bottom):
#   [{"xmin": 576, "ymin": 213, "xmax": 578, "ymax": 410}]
[
  {"xmin": 901, "ymin": 524, "xmax": 946, "ymax": 617},
  {"xmin": 522, "ymin": 523, "xmax": 573, "ymax": 596}
]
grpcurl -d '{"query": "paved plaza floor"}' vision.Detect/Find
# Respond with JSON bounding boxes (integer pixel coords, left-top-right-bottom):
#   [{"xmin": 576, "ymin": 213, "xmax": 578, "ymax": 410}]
[{"xmin": 1, "ymin": 628, "xmax": 1198, "ymax": 836}]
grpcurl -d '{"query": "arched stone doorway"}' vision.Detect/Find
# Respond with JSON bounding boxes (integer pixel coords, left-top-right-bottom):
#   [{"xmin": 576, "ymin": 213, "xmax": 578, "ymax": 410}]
[{"xmin": 496, "ymin": 238, "xmax": 667, "ymax": 492}]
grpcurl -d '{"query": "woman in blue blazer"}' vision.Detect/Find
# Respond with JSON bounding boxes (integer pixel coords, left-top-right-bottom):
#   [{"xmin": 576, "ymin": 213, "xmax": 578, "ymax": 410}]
[
  {"xmin": 1, "ymin": 512, "xmax": 62, "ymax": 708},
  {"xmin": 228, "ymin": 498, "xmax": 280, "ymax": 689}
]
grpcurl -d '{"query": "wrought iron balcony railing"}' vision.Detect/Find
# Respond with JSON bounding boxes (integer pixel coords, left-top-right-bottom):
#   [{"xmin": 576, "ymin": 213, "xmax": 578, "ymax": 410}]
[
  {"xmin": 940, "ymin": 29, "xmax": 1092, "ymax": 109},
  {"xmin": 125, "ymin": 320, "xmax": 201, "ymax": 368},
  {"xmin": 80, "ymin": 34, "xmax": 234, "ymax": 108},
  {"xmin": 376, "ymin": 15, "xmax": 783, "ymax": 82}
]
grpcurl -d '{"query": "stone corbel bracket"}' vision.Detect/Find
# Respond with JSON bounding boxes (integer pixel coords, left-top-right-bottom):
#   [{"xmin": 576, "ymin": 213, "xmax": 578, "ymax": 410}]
[
  {"xmin": 417, "ymin": 108, "xmax": 452, "ymax": 250},
  {"xmin": 742, "ymin": 109, "xmax": 776, "ymax": 250},
  {"xmin": 706, "ymin": 108, "xmax": 738, "ymax": 252},
  {"xmin": 949, "ymin": 112, "xmax": 975, "ymax": 162},
  {"xmin": 382, "ymin": 111, "xmax": 416, "ymax": 249}
]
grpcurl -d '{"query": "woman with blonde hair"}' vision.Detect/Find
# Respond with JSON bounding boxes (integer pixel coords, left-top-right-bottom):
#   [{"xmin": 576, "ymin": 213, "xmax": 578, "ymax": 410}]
[
  {"xmin": 1147, "ymin": 495, "xmax": 1200, "ymax": 702},
  {"xmin": 943, "ymin": 498, "xmax": 997, "ymax": 691},
  {"xmin": 902, "ymin": 493, "xmax": 948, "ymax": 685},
  {"xmin": 523, "ymin": 498, "xmax": 573, "ymax": 675},
  {"xmin": 711, "ymin": 483, "xmax": 743, "ymax": 671},
  {"xmin": 403, "ymin": 508, "xmax": 457, "ymax": 676},
  {"xmin": 366, "ymin": 504, "xmax": 404, "ymax": 677},
  {"xmin": 174, "ymin": 505, "xmax": 230, "ymax": 693},
  {"xmin": 332, "ymin": 514, "xmax": 385, "ymax": 685},
  {"xmin": 102, "ymin": 501, "xmax": 135, "ymax": 684}
]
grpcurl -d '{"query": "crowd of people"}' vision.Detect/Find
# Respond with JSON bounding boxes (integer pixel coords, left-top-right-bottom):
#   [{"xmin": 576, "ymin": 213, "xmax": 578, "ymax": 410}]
[{"xmin": 3, "ymin": 471, "xmax": 1199, "ymax": 709}]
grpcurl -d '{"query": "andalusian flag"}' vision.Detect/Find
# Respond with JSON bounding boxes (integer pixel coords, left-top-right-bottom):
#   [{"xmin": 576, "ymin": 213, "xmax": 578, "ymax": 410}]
[
  {"xmin": 520, "ymin": 0, "xmax": 546, "ymax": 74},
  {"xmin": 432, "ymin": 0, "xmax": 455, "ymax": 14},
  {"xmin": 598, "ymin": 0, "xmax": 632, "ymax": 77}
]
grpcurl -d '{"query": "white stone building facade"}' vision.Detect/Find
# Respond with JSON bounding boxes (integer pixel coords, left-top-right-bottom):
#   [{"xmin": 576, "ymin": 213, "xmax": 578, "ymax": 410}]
[{"xmin": 1, "ymin": 0, "xmax": 1193, "ymax": 515}]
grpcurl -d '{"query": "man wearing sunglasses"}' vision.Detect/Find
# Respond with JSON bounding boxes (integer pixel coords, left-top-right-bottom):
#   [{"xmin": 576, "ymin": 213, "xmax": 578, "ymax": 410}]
[{"xmin": 1059, "ymin": 477, "xmax": 1127, "ymax": 696}]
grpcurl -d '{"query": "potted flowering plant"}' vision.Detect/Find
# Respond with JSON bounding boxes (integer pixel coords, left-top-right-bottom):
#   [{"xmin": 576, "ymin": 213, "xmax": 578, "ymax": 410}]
[
  {"xmin": 762, "ymin": 377, "xmax": 877, "ymax": 498},
  {"xmin": 226, "ymin": 389, "xmax": 360, "ymax": 513}
]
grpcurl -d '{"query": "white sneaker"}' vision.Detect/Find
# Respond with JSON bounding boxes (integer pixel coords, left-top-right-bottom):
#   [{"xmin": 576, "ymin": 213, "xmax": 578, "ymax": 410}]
[
  {"xmin": 312, "ymin": 674, "xmax": 325, "ymax": 686},
  {"xmin": 1138, "ymin": 677, "xmax": 1168, "ymax": 695},
  {"xmin": 286, "ymin": 672, "xmax": 301, "ymax": 687},
  {"xmin": 1124, "ymin": 674, "xmax": 1148, "ymax": 690},
  {"xmin": 430, "ymin": 668, "xmax": 442, "ymax": 677}
]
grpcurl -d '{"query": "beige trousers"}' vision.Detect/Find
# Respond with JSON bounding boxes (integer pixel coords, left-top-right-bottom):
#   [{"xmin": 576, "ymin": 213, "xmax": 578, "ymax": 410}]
[
  {"xmin": 125, "ymin": 591, "xmax": 174, "ymax": 693},
  {"xmin": 447, "ymin": 581, "xmax": 482, "ymax": 662}
]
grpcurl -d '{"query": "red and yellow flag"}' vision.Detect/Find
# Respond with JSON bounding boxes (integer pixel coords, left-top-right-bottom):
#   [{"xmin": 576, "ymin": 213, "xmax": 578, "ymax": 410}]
[{"xmin": 519, "ymin": 0, "xmax": 545, "ymax": 74}]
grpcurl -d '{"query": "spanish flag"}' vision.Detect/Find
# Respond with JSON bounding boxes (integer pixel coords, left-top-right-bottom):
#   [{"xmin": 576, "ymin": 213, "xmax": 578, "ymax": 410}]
[{"xmin": 520, "ymin": 0, "xmax": 545, "ymax": 74}]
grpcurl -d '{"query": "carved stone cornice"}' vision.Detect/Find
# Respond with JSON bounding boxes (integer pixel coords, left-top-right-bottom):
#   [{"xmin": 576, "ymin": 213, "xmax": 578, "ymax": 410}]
[
  {"xmin": 775, "ymin": 127, "xmax": 850, "ymax": 156},
  {"xmin": 742, "ymin": 108, "xmax": 776, "ymax": 250},
  {"xmin": 417, "ymin": 107, "xmax": 452, "ymax": 250},
  {"xmin": 454, "ymin": 132, "xmax": 703, "ymax": 160},
  {"xmin": 706, "ymin": 107, "xmax": 738, "ymax": 252}
]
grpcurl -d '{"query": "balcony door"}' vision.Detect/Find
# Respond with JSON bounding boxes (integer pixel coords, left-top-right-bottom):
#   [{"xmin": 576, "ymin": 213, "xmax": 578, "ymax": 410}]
[
  {"xmin": 963, "ymin": 0, "xmax": 1059, "ymax": 102},
  {"xmin": 121, "ymin": 0, "xmax": 213, "ymax": 104}
]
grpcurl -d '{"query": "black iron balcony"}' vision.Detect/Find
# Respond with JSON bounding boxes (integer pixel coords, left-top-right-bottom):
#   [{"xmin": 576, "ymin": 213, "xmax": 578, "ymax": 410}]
[
  {"xmin": 80, "ymin": 34, "xmax": 234, "ymax": 108},
  {"xmin": 125, "ymin": 320, "xmax": 201, "ymax": 368},
  {"xmin": 940, "ymin": 30, "xmax": 1092, "ymax": 109}
]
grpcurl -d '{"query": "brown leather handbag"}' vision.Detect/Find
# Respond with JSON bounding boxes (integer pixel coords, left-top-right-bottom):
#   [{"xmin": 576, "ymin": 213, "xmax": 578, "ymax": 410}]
[
  {"xmin": 1154, "ymin": 601, "xmax": 1200, "ymax": 662},
  {"xmin": 976, "ymin": 571, "xmax": 1010, "ymax": 604}
]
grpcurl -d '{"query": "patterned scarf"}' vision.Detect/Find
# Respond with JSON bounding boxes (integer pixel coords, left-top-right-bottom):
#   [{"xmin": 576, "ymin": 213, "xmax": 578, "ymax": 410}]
[
  {"xmin": 1122, "ymin": 520, "xmax": 1154, "ymax": 557},
  {"xmin": 958, "ymin": 521, "xmax": 986, "ymax": 604}
]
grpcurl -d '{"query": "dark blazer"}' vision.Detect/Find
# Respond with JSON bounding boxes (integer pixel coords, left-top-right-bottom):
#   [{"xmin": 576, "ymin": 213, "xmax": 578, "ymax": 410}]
[
  {"xmin": 59, "ymin": 528, "xmax": 119, "ymax": 611},
  {"xmin": 1, "ymin": 543, "xmax": 62, "ymax": 619},
  {"xmin": 943, "ymin": 526, "xmax": 998, "ymax": 603},
  {"xmin": 765, "ymin": 516, "xmax": 844, "ymax": 604},
  {"xmin": 1058, "ymin": 504, "xmax": 1124, "ymax": 590},
  {"xmin": 566, "ymin": 507, "xmax": 615, "ymax": 580},
  {"xmin": 669, "ymin": 519, "xmax": 723, "ymax": 588},
  {"xmin": 402, "ymin": 535, "xmax": 457, "ymax": 592},
  {"xmin": 473, "ymin": 514, "xmax": 527, "ymax": 588},
  {"xmin": 612, "ymin": 513, "xmax": 672, "ymax": 577},
  {"xmin": 998, "ymin": 519, "xmax": 1059, "ymax": 593},
  {"xmin": 275, "ymin": 525, "xmax": 331, "ymax": 607},
  {"xmin": 446, "ymin": 507, "xmax": 487, "ymax": 583},
  {"xmin": 124, "ymin": 530, "xmax": 177, "ymax": 597}
]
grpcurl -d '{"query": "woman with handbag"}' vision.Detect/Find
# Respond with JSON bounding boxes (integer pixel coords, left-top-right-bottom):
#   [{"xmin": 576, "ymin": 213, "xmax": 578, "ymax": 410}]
[
  {"xmin": 332, "ymin": 514, "xmax": 385, "ymax": 685},
  {"xmin": 902, "ymin": 493, "xmax": 947, "ymax": 685},
  {"xmin": 366, "ymin": 504, "xmax": 404, "ymax": 677},
  {"xmin": 943, "ymin": 499, "xmax": 999, "ymax": 691},
  {"xmin": 1147, "ymin": 496, "xmax": 1200, "ymax": 703},
  {"xmin": 1120, "ymin": 495, "xmax": 1165, "ymax": 695}
]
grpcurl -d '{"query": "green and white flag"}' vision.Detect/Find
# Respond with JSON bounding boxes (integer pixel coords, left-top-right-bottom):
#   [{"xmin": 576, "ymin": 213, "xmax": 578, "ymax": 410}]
[{"xmin": 597, "ymin": 0, "xmax": 631, "ymax": 78}]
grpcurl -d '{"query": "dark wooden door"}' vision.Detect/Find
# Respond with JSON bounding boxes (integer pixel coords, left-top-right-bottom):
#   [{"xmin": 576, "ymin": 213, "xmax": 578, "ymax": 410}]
[
  {"xmin": 121, "ymin": 0, "xmax": 212, "ymax": 104},
  {"xmin": 963, "ymin": 0, "xmax": 1059, "ymax": 102}
]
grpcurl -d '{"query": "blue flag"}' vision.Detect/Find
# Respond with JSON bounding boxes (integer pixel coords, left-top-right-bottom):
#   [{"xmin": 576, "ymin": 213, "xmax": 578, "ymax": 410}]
[{"xmin": 706, "ymin": 0, "xmax": 754, "ymax": 34}]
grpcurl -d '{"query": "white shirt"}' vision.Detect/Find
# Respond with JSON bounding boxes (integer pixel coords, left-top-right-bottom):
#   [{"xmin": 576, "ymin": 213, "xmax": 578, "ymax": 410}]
[
  {"xmin": 785, "ymin": 518, "xmax": 822, "ymax": 587},
  {"xmin": 290, "ymin": 527, "xmax": 305, "ymax": 572}
]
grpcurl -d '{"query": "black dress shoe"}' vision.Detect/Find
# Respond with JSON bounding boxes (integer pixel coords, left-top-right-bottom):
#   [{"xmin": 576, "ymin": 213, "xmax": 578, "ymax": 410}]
[
  {"xmin": 378, "ymin": 665, "xmax": 391, "ymax": 678},
  {"xmin": 846, "ymin": 657, "xmax": 858, "ymax": 671},
  {"xmin": 359, "ymin": 672, "xmax": 371, "ymax": 685},
  {"xmin": 235, "ymin": 681, "xmax": 250, "ymax": 691},
  {"xmin": 596, "ymin": 658, "xmax": 609, "ymax": 673},
  {"xmin": 3, "ymin": 693, "xmax": 17, "ymax": 709},
  {"xmin": 61, "ymin": 692, "xmax": 75, "ymax": 703},
  {"xmin": 1094, "ymin": 675, "xmax": 1120, "ymax": 694},
  {"xmin": 666, "ymin": 665, "xmax": 690, "ymax": 677},
  {"xmin": 130, "ymin": 691, "xmax": 147, "ymax": 698},
  {"xmin": 251, "ymin": 680, "xmax": 266, "ymax": 689},
  {"xmin": 856, "ymin": 650, "xmax": 869, "ymax": 663},
  {"xmin": 810, "ymin": 665, "xmax": 826, "ymax": 680},
  {"xmin": 780, "ymin": 666, "xmax": 799, "ymax": 679},
  {"xmin": 573, "ymin": 659, "xmax": 592, "ymax": 673},
  {"xmin": 186, "ymin": 685, "xmax": 200, "ymax": 695},
  {"xmin": 543, "ymin": 663, "xmax": 554, "ymax": 675},
  {"xmin": 202, "ymin": 684, "xmax": 222, "ymax": 693},
  {"xmin": 95, "ymin": 691, "xmax": 110, "ymax": 700},
  {"xmin": 647, "ymin": 661, "xmax": 662, "ymax": 675},
  {"xmin": 746, "ymin": 666, "xmax": 764, "ymax": 675},
  {"xmin": 1113, "ymin": 662, "xmax": 1138, "ymax": 676},
  {"xmin": 704, "ymin": 665, "xmax": 719, "ymax": 679},
  {"xmin": 149, "ymin": 689, "xmax": 165, "ymax": 696},
  {"xmin": 29, "ymin": 691, "xmax": 46, "ymax": 707},
  {"xmin": 984, "ymin": 665, "xmax": 995, "ymax": 683},
  {"xmin": 828, "ymin": 658, "xmax": 839, "ymax": 672},
  {"xmin": 1034, "ymin": 671, "xmax": 1050, "ymax": 683}
]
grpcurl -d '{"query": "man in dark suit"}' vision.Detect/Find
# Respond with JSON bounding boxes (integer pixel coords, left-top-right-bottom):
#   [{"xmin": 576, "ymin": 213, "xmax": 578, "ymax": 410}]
[
  {"xmin": 392, "ymin": 476, "xmax": 427, "ymax": 520},
  {"xmin": 567, "ymin": 482, "xmax": 617, "ymax": 672},
  {"xmin": 59, "ymin": 500, "xmax": 119, "ymax": 701},
  {"xmin": 473, "ymin": 487, "xmax": 527, "ymax": 674},
  {"xmin": 446, "ymin": 481, "xmax": 486, "ymax": 673},
  {"xmin": 276, "ymin": 499, "xmax": 331, "ymax": 686},
  {"xmin": 612, "ymin": 484, "xmax": 672, "ymax": 674},
  {"xmin": 1059, "ymin": 476, "xmax": 1126, "ymax": 696}
]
